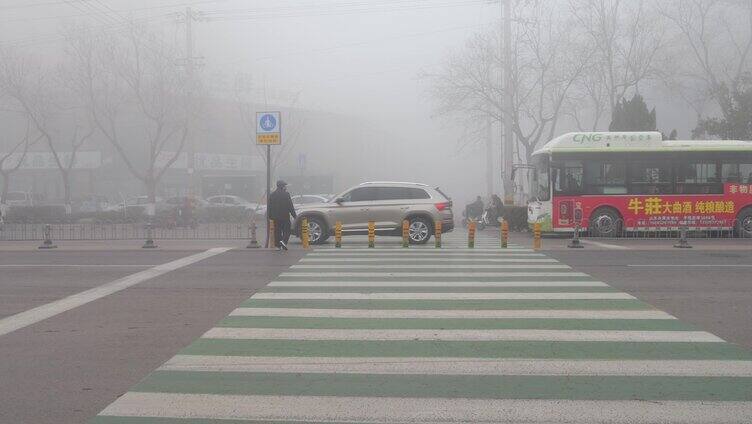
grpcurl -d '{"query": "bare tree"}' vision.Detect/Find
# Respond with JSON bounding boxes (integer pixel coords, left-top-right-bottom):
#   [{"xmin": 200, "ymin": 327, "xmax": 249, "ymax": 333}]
[
  {"xmin": 660, "ymin": 0, "xmax": 752, "ymax": 121},
  {"xmin": 0, "ymin": 48, "xmax": 95, "ymax": 212},
  {"xmin": 568, "ymin": 0, "xmax": 668, "ymax": 128},
  {"xmin": 426, "ymin": 1, "xmax": 589, "ymax": 165},
  {"xmin": 0, "ymin": 119, "xmax": 41, "ymax": 206},
  {"xmin": 66, "ymin": 24, "xmax": 199, "ymax": 216}
]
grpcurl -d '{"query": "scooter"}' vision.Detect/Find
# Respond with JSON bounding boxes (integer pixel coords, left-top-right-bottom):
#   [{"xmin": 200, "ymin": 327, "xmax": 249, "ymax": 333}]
[{"xmin": 462, "ymin": 212, "xmax": 486, "ymax": 231}]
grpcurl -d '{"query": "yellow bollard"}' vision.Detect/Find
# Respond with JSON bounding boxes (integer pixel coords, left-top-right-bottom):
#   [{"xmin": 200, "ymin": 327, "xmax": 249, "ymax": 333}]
[
  {"xmin": 335, "ymin": 221, "xmax": 342, "ymax": 248},
  {"xmin": 434, "ymin": 220, "xmax": 442, "ymax": 248},
  {"xmin": 268, "ymin": 219, "xmax": 276, "ymax": 248},
  {"xmin": 533, "ymin": 222, "xmax": 542, "ymax": 251},
  {"xmin": 301, "ymin": 218, "xmax": 310, "ymax": 249},
  {"xmin": 368, "ymin": 221, "xmax": 375, "ymax": 248},
  {"xmin": 402, "ymin": 220, "xmax": 409, "ymax": 248},
  {"xmin": 501, "ymin": 219, "xmax": 509, "ymax": 249},
  {"xmin": 468, "ymin": 221, "xmax": 476, "ymax": 249}
]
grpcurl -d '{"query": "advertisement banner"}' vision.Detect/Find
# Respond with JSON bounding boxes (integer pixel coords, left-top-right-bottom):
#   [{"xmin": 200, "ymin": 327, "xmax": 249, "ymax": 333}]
[{"xmin": 553, "ymin": 184, "xmax": 752, "ymax": 229}]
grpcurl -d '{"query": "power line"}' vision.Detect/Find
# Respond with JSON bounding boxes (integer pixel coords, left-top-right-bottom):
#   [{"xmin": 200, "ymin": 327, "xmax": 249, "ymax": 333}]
[
  {"xmin": 201, "ymin": 0, "xmax": 492, "ymax": 22},
  {"xmin": 0, "ymin": 1, "xmax": 224, "ymax": 24}
]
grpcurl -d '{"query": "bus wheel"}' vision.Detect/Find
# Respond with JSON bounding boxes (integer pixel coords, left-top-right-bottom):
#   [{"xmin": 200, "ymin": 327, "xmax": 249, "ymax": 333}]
[
  {"xmin": 735, "ymin": 208, "xmax": 752, "ymax": 238},
  {"xmin": 589, "ymin": 208, "xmax": 621, "ymax": 238}
]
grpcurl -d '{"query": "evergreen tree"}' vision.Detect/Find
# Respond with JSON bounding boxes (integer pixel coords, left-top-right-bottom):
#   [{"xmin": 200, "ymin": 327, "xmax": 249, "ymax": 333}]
[
  {"xmin": 609, "ymin": 94, "xmax": 657, "ymax": 131},
  {"xmin": 693, "ymin": 84, "xmax": 752, "ymax": 140}
]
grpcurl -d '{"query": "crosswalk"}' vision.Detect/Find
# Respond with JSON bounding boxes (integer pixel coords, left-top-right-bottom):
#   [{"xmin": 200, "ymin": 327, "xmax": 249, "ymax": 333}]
[{"xmin": 92, "ymin": 231, "xmax": 752, "ymax": 423}]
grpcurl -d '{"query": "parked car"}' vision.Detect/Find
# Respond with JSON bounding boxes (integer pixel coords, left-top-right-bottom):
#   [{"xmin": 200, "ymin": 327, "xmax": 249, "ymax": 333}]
[
  {"xmin": 74, "ymin": 194, "xmax": 110, "ymax": 213},
  {"xmin": 4, "ymin": 191, "xmax": 39, "ymax": 207},
  {"xmin": 164, "ymin": 195, "xmax": 208, "ymax": 210},
  {"xmin": 106, "ymin": 196, "xmax": 166, "ymax": 214},
  {"xmin": 293, "ymin": 181, "xmax": 454, "ymax": 245},
  {"xmin": 206, "ymin": 195, "xmax": 258, "ymax": 211}
]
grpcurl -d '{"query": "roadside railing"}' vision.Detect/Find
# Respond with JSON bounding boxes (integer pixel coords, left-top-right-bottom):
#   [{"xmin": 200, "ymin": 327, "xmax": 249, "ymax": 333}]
[
  {"xmin": 0, "ymin": 222, "xmax": 261, "ymax": 241},
  {"xmin": 583, "ymin": 218, "xmax": 750, "ymax": 239}
]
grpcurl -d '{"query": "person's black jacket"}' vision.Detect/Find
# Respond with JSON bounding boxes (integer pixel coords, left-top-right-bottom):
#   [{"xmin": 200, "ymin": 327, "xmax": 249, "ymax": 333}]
[{"xmin": 268, "ymin": 188, "xmax": 297, "ymax": 221}]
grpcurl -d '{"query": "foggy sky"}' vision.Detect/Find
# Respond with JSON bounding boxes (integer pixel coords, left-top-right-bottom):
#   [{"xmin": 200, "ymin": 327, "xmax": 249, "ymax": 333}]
[{"xmin": 0, "ymin": 0, "xmax": 700, "ymax": 206}]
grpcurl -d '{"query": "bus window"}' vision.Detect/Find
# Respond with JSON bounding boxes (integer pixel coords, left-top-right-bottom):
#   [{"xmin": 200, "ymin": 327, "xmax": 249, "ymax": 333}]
[
  {"xmin": 584, "ymin": 161, "xmax": 627, "ymax": 195},
  {"xmin": 533, "ymin": 156, "xmax": 550, "ymax": 201},
  {"xmin": 744, "ymin": 164, "xmax": 752, "ymax": 183},
  {"xmin": 552, "ymin": 161, "xmax": 583, "ymax": 195},
  {"xmin": 629, "ymin": 161, "xmax": 673, "ymax": 195},
  {"xmin": 722, "ymin": 163, "xmax": 741, "ymax": 183},
  {"xmin": 676, "ymin": 162, "xmax": 721, "ymax": 194}
]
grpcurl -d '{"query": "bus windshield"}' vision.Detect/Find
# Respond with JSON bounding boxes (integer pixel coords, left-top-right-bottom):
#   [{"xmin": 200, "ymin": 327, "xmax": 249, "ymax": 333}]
[{"xmin": 532, "ymin": 155, "xmax": 550, "ymax": 201}]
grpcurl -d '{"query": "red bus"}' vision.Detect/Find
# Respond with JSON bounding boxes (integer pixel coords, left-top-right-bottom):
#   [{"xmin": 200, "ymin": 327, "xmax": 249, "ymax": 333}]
[{"xmin": 527, "ymin": 132, "xmax": 752, "ymax": 237}]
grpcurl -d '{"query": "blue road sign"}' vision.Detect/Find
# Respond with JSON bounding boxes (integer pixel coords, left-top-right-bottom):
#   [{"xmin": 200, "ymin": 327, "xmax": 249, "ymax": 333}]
[{"xmin": 259, "ymin": 114, "xmax": 277, "ymax": 132}]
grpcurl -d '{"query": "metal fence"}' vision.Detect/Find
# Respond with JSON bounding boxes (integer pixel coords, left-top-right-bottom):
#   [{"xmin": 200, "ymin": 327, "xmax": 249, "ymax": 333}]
[
  {"xmin": 0, "ymin": 222, "xmax": 263, "ymax": 241},
  {"xmin": 583, "ymin": 218, "xmax": 751, "ymax": 240}
]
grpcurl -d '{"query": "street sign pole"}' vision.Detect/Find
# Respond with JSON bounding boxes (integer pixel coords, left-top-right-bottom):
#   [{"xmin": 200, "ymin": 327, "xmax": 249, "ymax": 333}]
[
  {"xmin": 256, "ymin": 111, "xmax": 282, "ymax": 249},
  {"xmin": 265, "ymin": 144, "xmax": 271, "ymax": 248}
]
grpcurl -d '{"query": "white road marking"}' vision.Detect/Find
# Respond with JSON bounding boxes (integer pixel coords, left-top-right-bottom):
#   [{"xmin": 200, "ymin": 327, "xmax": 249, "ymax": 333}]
[
  {"xmin": 98, "ymin": 393, "xmax": 752, "ymax": 423},
  {"xmin": 230, "ymin": 308, "xmax": 676, "ymax": 320},
  {"xmin": 291, "ymin": 264, "xmax": 570, "ymax": 269},
  {"xmin": 0, "ymin": 248, "xmax": 232, "ymax": 338},
  {"xmin": 280, "ymin": 272, "xmax": 588, "ymax": 278},
  {"xmin": 310, "ymin": 248, "xmax": 534, "ymax": 253},
  {"xmin": 251, "ymin": 292, "xmax": 633, "ymax": 300},
  {"xmin": 300, "ymin": 257, "xmax": 557, "ymax": 263},
  {"xmin": 0, "ymin": 264, "xmax": 152, "ymax": 268},
  {"xmin": 628, "ymin": 264, "xmax": 752, "ymax": 268},
  {"xmin": 202, "ymin": 327, "xmax": 719, "ymax": 342},
  {"xmin": 268, "ymin": 280, "xmax": 608, "ymax": 287},
  {"xmin": 580, "ymin": 240, "xmax": 630, "ymax": 250},
  {"xmin": 161, "ymin": 356, "xmax": 752, "ymax": 376}
]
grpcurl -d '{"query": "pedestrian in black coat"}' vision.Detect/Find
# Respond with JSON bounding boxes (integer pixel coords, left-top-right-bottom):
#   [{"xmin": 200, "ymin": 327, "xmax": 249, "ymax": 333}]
[{"xmin": 268, "ymin": 180, "xmax": 297, "ymax": 250}]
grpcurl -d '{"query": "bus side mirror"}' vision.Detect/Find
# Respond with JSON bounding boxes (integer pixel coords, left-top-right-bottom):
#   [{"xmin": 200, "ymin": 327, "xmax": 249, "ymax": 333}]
[{"xmin": 511, "ymin": 168, "xmax": 517, "ymax": 181}]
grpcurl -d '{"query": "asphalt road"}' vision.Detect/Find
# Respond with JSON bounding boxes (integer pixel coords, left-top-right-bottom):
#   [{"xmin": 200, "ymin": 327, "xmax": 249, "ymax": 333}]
[
  {"xmin": 0, "ymin": 233, "xmax": 751, "ymax": 423},
  {"xmin": 0, "ymin": 248, "xmax": 303, "ymax": 424},
  {"xmin": 549, "ymin": 249, "xmax": 752, "ymax": 350}
]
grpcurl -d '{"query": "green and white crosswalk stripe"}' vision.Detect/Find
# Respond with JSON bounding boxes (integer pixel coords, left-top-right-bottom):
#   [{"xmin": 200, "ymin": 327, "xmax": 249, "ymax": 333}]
[{"xmin": 92, "ymin": 232, "xmax": 752, "ymax": 423}]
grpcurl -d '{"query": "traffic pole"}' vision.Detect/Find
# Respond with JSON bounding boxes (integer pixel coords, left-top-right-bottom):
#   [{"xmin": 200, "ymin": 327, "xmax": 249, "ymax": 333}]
[
  {"xmin": 142, "ymin": 222, "xmax": 157, "ymax": 249},
  {"xmin": 268, "ymin": 219, "xmax": 276, "ymax": 249},
  {"xmin": 501, "ymin": 219, "xmax": 509, "ymax": 249},
  {"xmin": 468, "ymin": 221, "xmax": 476, "ymax": 249},
  {"xmin": 335, "ymin": 221, "xmax": 342, "ymax": 248},
  {"xmin": 38, "ymin": 224, "xmax": 57, "ymax": 249},
  {"xmin": 301, "ymin": 218, "xmax": 310, "ymax": 249},
  {"xmin": 368, "ymin": 221, "xmax": 375, "ymax": 248},
  {"xmin": 568, "ymin": 223, "xmax": 584, "ymax": 248},
  {"xmin": 402, "ymin": 220, "xmax": 409, "ymax": 248},
  {"xmin": 533, "ymin": 222, "xmax": 542, "ymax": 251},
  {"xmin": 674, "ymin": 225, "xmax": 692, "ymax": 249},
  {"xmin": 434, "ymin": 220, "xmax": 442, "ymax": 248},
  {"xmin": 246, "ymin": 214, "xmax": 260, "ymax": 248}
]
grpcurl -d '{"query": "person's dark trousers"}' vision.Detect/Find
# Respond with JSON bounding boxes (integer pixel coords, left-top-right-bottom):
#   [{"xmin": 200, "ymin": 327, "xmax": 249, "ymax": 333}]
[{"xmin": 274, "ymin": 218, "xmax": 291, "ymax": 247}]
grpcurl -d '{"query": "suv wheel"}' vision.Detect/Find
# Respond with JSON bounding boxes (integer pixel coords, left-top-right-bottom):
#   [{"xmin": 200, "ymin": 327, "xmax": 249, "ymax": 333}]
[
  {"xmin": 305, "ymin": 216, "xmax": 329, "ymax": 245},
  {"xmin": 408, "ymin": 216, "xmax": 432, "ymax": 244}
]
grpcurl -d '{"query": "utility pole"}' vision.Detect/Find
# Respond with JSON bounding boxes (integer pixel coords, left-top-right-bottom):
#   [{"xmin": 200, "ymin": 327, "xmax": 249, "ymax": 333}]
[
  {"xmin": 182, "ymin": 7, "xmax": 200, "ymax": 197},
  {"xmin": 485, "ymin": 120, "xmax": 494, "ymax": 198},
  {"xmin": 501, "ymin": 0, "xmax": 515, "ymax": 206}
]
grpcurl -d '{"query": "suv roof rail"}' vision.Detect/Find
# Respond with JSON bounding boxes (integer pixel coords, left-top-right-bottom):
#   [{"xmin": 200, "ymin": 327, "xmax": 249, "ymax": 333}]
[{"xmin": 359, "ymin": 181, "xmax": 429, "ymax": 187}]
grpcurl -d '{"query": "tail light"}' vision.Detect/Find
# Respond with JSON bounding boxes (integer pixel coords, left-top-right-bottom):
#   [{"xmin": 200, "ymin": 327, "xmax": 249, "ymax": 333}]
[{"xmin": 434, "ymin": 202, "xmax": 450, "ymax": 211}]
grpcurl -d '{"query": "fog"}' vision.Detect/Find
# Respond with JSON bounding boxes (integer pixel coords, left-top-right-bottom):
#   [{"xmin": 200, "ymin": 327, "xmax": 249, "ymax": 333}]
[{"xmin": 1, "ymin": 0, "xmax": 751, "ymax": 212}]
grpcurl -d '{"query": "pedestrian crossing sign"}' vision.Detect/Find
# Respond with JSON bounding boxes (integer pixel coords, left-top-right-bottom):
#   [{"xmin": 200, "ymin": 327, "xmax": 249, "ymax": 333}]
[{"xmin": 256, "ymin": 112, "xmax": 281, "ymax": 145}]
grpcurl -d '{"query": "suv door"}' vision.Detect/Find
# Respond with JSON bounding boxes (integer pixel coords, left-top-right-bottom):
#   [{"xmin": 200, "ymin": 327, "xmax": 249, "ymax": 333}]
[
  {"xmin": 331, "ymin": 187, "xmax": 379, "ymax": 232},
  {"xmin": 373, "ymin": 187, "xmax": 432, "ymax": 230}
]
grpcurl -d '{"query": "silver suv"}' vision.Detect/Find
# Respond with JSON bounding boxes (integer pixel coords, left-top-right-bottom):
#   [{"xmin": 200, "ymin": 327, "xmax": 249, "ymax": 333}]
[{"xmin": 294, "ymin": 182, "xmax": 454, "ymax": 245}]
